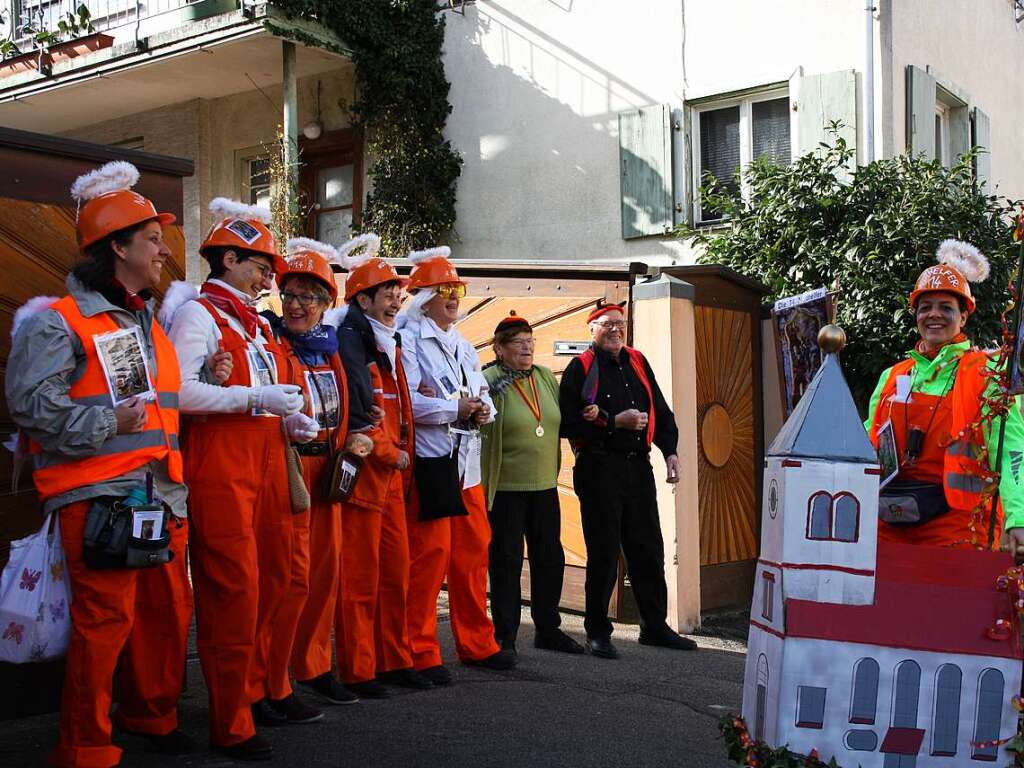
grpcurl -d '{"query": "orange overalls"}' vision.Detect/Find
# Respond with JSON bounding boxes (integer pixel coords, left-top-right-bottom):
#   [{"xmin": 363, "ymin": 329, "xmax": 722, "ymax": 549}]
[
  {"xmin": 869, "ymin": 352, "xmax": 1003, "ymax": 549},
  {"xmin": 30, "ymin": 296, "xmax": 191, "ymax": 768},
  {"xmin": 335, "ymin": 357, "xmax": 415, "ymax": 684},
  {"xmin": 184, "ymin": 300, "xmax": 293, "ymax": 747},
  {"xmin": 276, "ymin": 345, "xmax": 350, "ymax": 685}
]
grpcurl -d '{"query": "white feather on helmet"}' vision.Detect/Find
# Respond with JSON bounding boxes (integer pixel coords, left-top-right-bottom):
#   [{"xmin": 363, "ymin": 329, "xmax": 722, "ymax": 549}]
[
  {"xmin": 208, "ymin": 197, "xmax": 272, "ymax": 224},
  {"xmin": 337, "ymin": 233, "xmax": 382, "ymax": 271},
  {"xmin": 286, "ymin": 237, "xmax": 341, "ymax": 265},
  {"xmin": 936, "ymin": 239, "xmax": 990, "ymax": 283},
  {"xmin": 408, "ymin": 246, "xmax": 451, "ymax": 265},
  {"xmin": 70, "ymin": 161, "xmax": 140, "ymax": 203}
]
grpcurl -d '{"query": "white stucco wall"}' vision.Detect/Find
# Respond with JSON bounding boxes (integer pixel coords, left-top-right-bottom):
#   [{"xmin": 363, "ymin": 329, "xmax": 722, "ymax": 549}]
[{"xmin": 888, "ymin": 0, "xmax": 1024, "ymax": 198}]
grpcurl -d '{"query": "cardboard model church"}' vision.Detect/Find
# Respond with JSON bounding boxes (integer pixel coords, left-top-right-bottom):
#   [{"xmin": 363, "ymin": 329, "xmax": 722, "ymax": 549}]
[{"xmin": 741, "ymin": 335, "xmax": 1023, "ymax": 767}]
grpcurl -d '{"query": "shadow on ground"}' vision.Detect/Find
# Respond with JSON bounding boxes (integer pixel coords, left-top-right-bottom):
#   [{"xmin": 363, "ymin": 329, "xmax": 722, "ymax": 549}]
[{"xmin": 0, "ymin": 610, "xmax": 746, "ymax": 768}]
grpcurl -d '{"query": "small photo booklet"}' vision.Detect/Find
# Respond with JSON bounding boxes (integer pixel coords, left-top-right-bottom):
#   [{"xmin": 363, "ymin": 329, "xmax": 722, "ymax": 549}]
[
  {"xmin": 131, "ymin": 508, "xmax": 164, "ymax": 542},
  {"xmin": 93, "ymin": 327, "xmax": 155, "ymax": 406},
  {"xmin": 306, "ymin": 370, "xmax": 340, "ymax": 429},
  {"xmin": 876, "ymin": 419, "xmax": 899, "ymax": 489}
]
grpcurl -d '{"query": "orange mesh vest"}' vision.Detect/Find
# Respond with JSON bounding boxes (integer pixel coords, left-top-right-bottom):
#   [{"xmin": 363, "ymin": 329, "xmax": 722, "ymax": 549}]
[
  {"xmin": 31, "ymin": 295, "xmax": 183, "ymax": 501},
  {"xmin": 869, "ymin": 350, "xmax": 1002, "ymax": 545}
]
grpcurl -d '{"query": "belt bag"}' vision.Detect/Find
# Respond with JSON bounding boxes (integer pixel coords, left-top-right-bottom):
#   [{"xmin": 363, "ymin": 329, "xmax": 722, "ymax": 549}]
[
  {"xmin": 83, "ymin": 499, "xmax": 173, "ymax": 569},
  {"xmin": 413, "ymin": 454, "xmax": 468, "ymax": 521},
  {"xmin": 324, "ymin": 451, "xmax": 364, "ymax": 503},
  {"xmin": 878, "ymin": 480, "xmax": 949, "ymax": 526}
]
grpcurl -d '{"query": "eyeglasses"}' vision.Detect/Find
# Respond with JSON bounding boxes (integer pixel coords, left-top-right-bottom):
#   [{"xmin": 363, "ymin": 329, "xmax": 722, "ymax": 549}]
[
  {"xmin": 504, "ymin": 338, "xmax": 535, "ymax": 349},
  {"xmin": 250, "ymin": 260, "xmax": 275, "ymax": 280},
  {"xmin": 436, "ymin": 283, "xmax": 467, "ymax": 300},
  {"xmin": 593, "ymin": 320, "xmax": 626, "ymax": 330},
  {"xmin": 281, "ymin": 291, "xmax": 324, "ymax": 308}
]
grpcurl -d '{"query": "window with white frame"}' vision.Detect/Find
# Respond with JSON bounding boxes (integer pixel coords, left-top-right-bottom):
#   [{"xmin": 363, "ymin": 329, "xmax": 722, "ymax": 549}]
[
  {"xmin": 236, "ymin": 147, "xmax": 273, "ymax": 209},
  {"xmin": 692, "ymin": 89, "xmax": 791, "ymax": 224},
  {"xmin": 934, "ymin": 103, "xmax": 952, "ymax": 169}
]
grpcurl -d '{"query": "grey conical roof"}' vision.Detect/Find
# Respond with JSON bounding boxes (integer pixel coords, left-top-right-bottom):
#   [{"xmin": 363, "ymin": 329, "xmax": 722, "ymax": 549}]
[{"xmin": 767, "ymin": 353, "xmax": 877, "ymax": 463}]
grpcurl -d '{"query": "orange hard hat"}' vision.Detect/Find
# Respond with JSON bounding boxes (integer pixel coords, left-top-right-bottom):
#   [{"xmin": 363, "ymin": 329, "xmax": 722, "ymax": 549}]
[
  {"xmin": 71, "ymin": 161, "xmax": 175, "ymax": 251},
  {"xmin": 909, "ymin": 240, "xmax": 990, "ymax": 314},
  {"xmin": 407, "ymin": 246, "xmax": 463, "ymax": 292},
  {"xmin": 200, "ymin": 198, "xmax": 286, "ymax": 274},
  {"xmin": 337, "ymin": 232, "xmax": 404, "ymax": 301},
  {"xmin": 279, "ymin": 237, "xmax": 340, "ymax": 302}
]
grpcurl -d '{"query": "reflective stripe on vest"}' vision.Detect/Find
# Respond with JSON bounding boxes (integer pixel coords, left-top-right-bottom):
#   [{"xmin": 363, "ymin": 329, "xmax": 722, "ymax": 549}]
[{"xmin": 30, "ymin": 295, "xmax": 183, "ymax": 500}]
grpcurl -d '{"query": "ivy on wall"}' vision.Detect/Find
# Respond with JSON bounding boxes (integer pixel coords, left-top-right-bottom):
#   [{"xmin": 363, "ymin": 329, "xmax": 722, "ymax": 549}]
[{"xmin": 275, "ymin": 0, "xmax": 462, "ymax": 256}]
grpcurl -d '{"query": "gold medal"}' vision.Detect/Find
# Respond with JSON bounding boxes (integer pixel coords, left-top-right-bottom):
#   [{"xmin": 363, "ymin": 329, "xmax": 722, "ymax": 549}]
[
  {"xmin": 513, "ymin": 374, "xmax": 545, "ymax": 440},
  {"xmin": 535, "ymin": 425, "xmax": 545, "ymax": 438}
]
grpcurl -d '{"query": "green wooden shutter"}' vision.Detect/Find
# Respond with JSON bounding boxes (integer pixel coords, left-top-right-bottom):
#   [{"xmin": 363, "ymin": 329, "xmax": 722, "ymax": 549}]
[
  {"xmin": 949, "ymin": 106, "xmax": 970, "ymax": 161},
  {"xmin": 973, "ymin": 106, "xmax": 992, "ymax": 194},
  {"xmin": 619, "ymin": 104, "xmax": 673, "ymax": 239},
  {"xmin": 795, "ymin": 70, "xmax": 857, "ymax": 162},
  {"xmin": 906, "ymin": 65, "xmax": 936, "ymax": 158}
]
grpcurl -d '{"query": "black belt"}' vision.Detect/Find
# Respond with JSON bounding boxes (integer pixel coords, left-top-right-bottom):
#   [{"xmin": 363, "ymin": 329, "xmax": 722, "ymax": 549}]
[
  {"xmin": 294, "ymin": 441, "xmax": 329, "ymax": 456},
  {"xmin": 580, "ymin": 447, "xmax": 648, "ymax": 460}
]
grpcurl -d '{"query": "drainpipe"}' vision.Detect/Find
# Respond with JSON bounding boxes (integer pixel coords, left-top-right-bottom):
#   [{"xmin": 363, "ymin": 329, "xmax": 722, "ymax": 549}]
[
  {"xmin": 282, "ymin": 40, "xmax": 299, "ymax": 216},
  {"xmin": 865, "ymin": 1, "xmax": 875, "ymax": 163}
]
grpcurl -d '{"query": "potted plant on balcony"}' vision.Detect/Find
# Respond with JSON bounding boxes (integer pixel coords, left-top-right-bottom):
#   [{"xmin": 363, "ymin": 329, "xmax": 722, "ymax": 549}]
[{"xmin": 0, "ymin": 4, "xmax": 112, "ymax": 80}]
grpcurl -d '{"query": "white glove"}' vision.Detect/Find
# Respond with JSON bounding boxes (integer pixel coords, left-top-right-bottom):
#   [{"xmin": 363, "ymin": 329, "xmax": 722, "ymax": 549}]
[
  {"xmin": 285, "ymin": 413, "xmax": 320, "ymax": 443},
  {"xmin": 255, "ymin": 384, "xmax": 304, "ymax": 416}
]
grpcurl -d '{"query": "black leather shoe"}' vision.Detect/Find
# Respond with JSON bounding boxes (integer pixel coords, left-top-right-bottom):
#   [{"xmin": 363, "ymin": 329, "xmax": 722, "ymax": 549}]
[
  {"xmin": 464, "ymin": 648, "xmax": 517, "ymax": 670},
  {"xmin": 267, "ymin": 693, "xmax": 324, "ymax": 724},
  {"xmin": 213, "ymin": 734, "xmax": 273, "ymax": 762},
  {"xmin": 378, "ymin": 667, "xmax": 434, "ymax": 690},
  {"xmin": 297, "ymin": 672, "xmax": 360, "ymax": 705},
  {"xmin": 252, "ymin": 699, "xmax": 288, "ymax": 727},
  {"xmin": 534, "ymin": 629, "xmax": 585, "ymax": 654},
  {"xmin": 420, "ymin": 665, "xmax": 453, "ymax": 686},
  {"xmin": 638, "ymin": 627, "xmax": 698, "ymax": 651},
  {"xmin": 346, "ymin": 679, "xmax": 391, "ymax": 699},
  {"xmin": 585, "ymin": 636, "xmax": 619, "ymax": 659},
  {"xmin": 122, "ymin": 727, "xmax": 198, "ymax": 755}
]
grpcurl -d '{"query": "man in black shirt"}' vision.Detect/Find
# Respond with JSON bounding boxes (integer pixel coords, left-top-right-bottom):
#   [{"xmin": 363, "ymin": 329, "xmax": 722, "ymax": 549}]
[{"xmin": 559, "ymin": 305, "xmax": 696, "ymax": 659}]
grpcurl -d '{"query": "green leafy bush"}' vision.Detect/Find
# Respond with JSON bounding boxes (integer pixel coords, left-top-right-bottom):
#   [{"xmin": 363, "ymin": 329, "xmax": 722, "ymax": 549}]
[
  {"xmin": 680, "ymin": 131, "xmax": 1021, "ymax": 410},
  {"xmin": 274, "ymin": 0, "xmax": 461, "ymax": 256}
]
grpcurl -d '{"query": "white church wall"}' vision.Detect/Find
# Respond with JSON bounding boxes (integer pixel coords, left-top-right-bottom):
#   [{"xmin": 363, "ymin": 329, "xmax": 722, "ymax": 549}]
[
  {"xmin": 750, "ymin": 562, "xmax": 785, "ymax": 636},
  {"xmin": 759, "ymin": 462, "xmax": 786, "ymax": 564},
  {"xmin": 742, "ymin": 625, "xmax": 785, "ymax": 746},
  {"xmin": 772, "ymin": 638, "xmax": 1021, "ymax": 767}
]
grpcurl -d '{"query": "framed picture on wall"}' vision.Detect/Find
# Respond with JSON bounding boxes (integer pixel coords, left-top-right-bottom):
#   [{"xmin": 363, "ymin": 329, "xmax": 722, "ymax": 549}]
[{"xmin": 772, "ymin": 287, "xmax": 833, "ymax": 416}]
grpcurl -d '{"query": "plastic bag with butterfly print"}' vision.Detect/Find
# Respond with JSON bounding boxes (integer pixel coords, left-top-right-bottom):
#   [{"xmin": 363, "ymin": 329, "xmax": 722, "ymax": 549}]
[{"xmin": 0, "ymin": 514, "xmax": 71, "ymax": 663}]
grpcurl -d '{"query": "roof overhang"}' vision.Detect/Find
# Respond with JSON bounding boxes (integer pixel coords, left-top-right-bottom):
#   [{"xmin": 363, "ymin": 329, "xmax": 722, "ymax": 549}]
[{"xmin": 0, "ymin": 4, "xmax": 351, "ymax": 134}]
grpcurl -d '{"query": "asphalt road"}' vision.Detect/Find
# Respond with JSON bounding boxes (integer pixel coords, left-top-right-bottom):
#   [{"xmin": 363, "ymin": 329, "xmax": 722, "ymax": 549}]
[{"xmin": 1, "ymin": 610, "xmax": 747, "ymax": 768}]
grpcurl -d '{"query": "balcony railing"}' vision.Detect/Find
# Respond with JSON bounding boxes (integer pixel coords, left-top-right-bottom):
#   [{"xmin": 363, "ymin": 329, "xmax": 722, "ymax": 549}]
[{"xmin": 3, "ymin": 0, "xmax": 243, "ymax": 52}]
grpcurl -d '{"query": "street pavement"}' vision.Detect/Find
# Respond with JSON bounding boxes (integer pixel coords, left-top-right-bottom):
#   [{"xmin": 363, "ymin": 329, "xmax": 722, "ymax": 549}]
[{"xmin": 0, "ymin": 608, "xmax": 747, "ymax": 768}]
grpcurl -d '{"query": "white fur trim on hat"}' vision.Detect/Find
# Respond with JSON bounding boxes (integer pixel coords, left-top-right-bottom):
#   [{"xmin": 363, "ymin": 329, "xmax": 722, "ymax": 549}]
[
  {"xmin": 157, "ymin": 280, "xmax": 199, "ymax": 330},
  {"xmin": 208, "ymin": 197, "xmax": 272, "ymax": 225},
  {"xmin": 287, "ymin": 237, "xmax": 340, "ymax": 264},
  {"xmin": 11, "ymin": 296, "xmax": 59, "ymax": 340},
  {"xmin": 936, "ymin": 239, "xmax": 990, "ymax": 283},
  {"xmin": 70, "ymin": 161, "xmax": 140, "ymax": 203},
  {"xmin": 337, "ymin": 233, "xmax": 381, "ymax": 271},
  {"xmin": 408, "ymin": 246, "xmax": 451, "ymax": 266}
]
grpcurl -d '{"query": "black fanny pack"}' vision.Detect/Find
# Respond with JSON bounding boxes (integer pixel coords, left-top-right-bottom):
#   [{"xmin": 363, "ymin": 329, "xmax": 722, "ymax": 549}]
[
  {"xmin": 83, "ymin": 497, "xmax": 174, "ymax": 569},
  {"xmin": 878, "ymin": 480, "xmax": 949, "ymax": 526}
]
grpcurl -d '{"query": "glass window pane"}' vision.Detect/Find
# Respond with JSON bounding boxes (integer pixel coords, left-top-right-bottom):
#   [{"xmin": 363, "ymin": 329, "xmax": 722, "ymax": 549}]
[
  {"xmin": 932, "ymin": 664, "xmax": 961, "ymax": 755},
  {"xmin": 834, "ymin": 496, "xmax": 859, "ymax": 542},
  {"xmin": 316, "ymin": 209, "xmax": 353, "ymax": 250},
  {"xmin": 796, "ymin": 686, "xmax": 826, "ymax": 728},
  {"xmin": 248, "ymin": 157, "xmax": 271, "ymax": 207},
  {"xmin": 850, "ymin": 658, "xmax": 879, "ymax": 724},
  {"xmin": 698, "ymin": 106, "xmax": 740, "ymax": 221},
  {"xmin": 808, "ymin": 493, "xmax": 831, "ymax": 539},
  {"xmin": 893, "ymin": 661, "xmax": 921, "ymax": 727},
  {"xmin": 845, "ymin": 730, "xmax": 878, "ymax": 751},
  {"xmin": 317, "ymin": 165, "xmax": 354, "ymax": 208},
  {"xmin": 973, "ymin": 669, "xmax": 1004, "ymax": 760},
  {"xmin": 752, "ymin": 97, "xmax": 791, "ymax": 167}
]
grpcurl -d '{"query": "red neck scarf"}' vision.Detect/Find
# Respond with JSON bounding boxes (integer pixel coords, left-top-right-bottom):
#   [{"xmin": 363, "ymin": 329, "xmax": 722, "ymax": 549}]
[
  {"xmin": 915, "ymin": 332, "xmax": 968, "ymax": 360},
  {"xmin": 201, "ymin": 281, "xmax": 259, "ymax": 338}
]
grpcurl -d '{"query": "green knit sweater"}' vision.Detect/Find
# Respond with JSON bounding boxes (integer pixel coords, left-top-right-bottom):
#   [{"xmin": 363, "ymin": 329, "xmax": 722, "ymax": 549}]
[{"xmin": 480, "ymin": 364, "xmax": 562, "ymax": 511}]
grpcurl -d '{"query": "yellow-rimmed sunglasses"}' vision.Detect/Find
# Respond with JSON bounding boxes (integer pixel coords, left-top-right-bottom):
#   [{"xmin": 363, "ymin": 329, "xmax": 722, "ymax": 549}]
[{"xmin": 436, "ymin": 283, "xmax": 467, "ymax": 300}]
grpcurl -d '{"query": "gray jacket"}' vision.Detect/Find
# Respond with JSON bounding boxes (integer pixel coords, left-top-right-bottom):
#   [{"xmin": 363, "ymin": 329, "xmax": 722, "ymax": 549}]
[{"xmin": 5, "ymin": 274, "xmax": 187, "ymax": 516}]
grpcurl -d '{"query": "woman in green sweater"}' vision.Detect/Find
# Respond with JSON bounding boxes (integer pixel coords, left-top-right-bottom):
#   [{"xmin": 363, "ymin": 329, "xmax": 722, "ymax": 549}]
[{"xmin": 481, "ymin": 313, "xmax": 583, "ymax": 655}]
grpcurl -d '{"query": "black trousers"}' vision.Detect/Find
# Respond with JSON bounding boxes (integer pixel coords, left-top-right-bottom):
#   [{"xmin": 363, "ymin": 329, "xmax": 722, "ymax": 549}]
[
  {"xmin": 573, "ymin": 450, "xmax": 668, "ymax": 640},
  {"xmin": 487, "ymin": 488, "xmax": 565, "ymax": 646}
]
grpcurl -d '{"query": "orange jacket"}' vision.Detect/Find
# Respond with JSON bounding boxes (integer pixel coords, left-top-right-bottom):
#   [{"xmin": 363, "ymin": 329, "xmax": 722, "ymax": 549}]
[{"xmin": 31, "ymin": 294, "xmax": 182, "ymax": 501}]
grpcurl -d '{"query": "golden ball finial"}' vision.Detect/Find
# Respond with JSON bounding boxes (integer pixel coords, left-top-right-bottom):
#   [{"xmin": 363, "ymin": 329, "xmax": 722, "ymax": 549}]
[{"xmin": 817, "ymin": 324, "xmax": 847, "ymax": 354}]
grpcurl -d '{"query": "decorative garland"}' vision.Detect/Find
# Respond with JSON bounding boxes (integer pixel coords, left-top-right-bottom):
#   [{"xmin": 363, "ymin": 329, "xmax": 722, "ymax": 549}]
[
  {"xmin": 719, "ymin": 716, "xmax": 840, "ymax": 768},
  {"xmin": 274, "ymin": 0, "xmax": 462, "ymax": 256}
]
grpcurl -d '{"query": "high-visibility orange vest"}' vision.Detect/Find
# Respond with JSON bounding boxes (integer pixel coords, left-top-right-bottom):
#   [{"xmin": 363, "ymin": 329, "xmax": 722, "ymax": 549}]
[
  {"xmin": 31, "ymin": 294, "xmax": 183, "ymax": 501},
  {"xmin": 868, "ymin": 350, "xmax": 1000, "ymax": 524}
]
